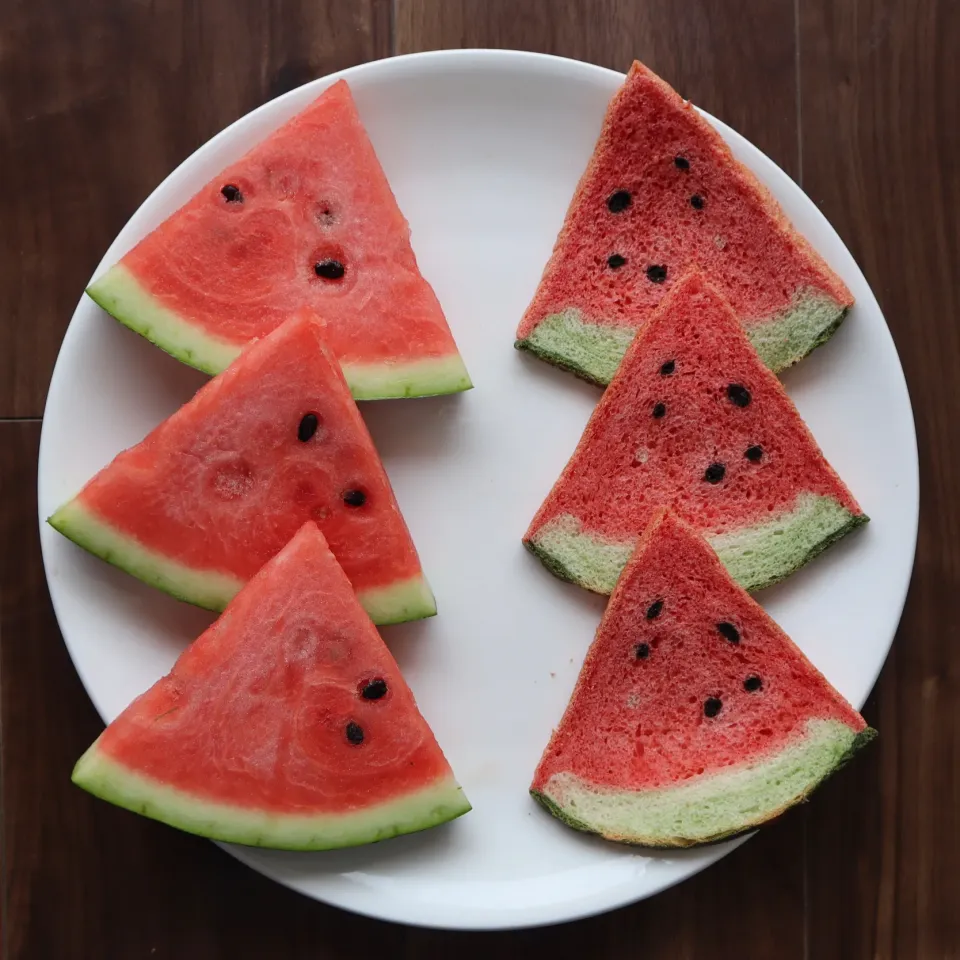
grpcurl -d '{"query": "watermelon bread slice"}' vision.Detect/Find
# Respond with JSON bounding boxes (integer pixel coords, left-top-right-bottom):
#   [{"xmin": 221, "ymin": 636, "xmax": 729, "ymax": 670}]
[
  {"xmin": 73, "ymin": 522, "xmax": 471, "ymax": 850},
  {"xmin": 531, "ymin": 508, "xmax": 874, "ymax": 848},
  {"xmin": 88, "ymin": 79, "xmax": 471, "ymax": 400},
  {"xmin": 516, "ymin": 60, "xmax": 853, "ymax": 385},
  {"xmin": 524, "ymin": 271, "xmax": 866, "ymax": 595},
  {"xmin": 49, "ymin": 310, "xmax": 435, "ymax": 625}
]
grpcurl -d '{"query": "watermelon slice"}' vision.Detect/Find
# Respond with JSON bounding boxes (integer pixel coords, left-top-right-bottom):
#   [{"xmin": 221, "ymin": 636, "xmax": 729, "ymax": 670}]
[
  {"xmin": 515, "ymin": 61, "xmax": 853, "ymax": 385},
  {"xmin": 73, "ymin": 522, "xmax": 471, "ymax": 850},
  {"xmin": 532, "ymin": 509, "xmax": 874, "ymax": 848},
  {"xmin": 524, "ymin": 271, "xmax": 866, "ymax": 595},
  {"xmin": 48, "ymin": 311, "xmax": 435, "ymax": 625},
  {"xmin": 87, "ymin": 79, "xmax": 471, "ymax": 400}
]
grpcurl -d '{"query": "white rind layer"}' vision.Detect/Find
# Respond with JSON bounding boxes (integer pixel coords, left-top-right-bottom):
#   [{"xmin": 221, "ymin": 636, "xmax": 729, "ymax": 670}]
[
  {"xmin": 49, "ymin": 499, "xmax": 437, "ymax": 624},
  {"xmin": 74, "ymin": 746, "xmax": 471, "ymax": 851}
]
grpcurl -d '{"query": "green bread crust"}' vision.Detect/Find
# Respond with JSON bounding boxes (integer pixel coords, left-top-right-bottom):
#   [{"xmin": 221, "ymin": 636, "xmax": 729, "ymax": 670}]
[
  {"xmin": 88, "ymin": 264, "xmax": 473, "ymax": 399},
  {"xmin": 516, "ymin": 309, "xmax": 636, "ymax": 386},
  {"xmin": 532, "ymin": 719, "xmax": 875, "ymax": 848},
  {"xmin": 48, "ymin": 499, "xmax": 437, "ymax": 624},
  {"xmin": 516, "ymin": 289, "xmax": 848, "ymax": 385},
  {"xmin": 526, "ymin": 493, "xmax": 868, "ymax": 595},
  {"xmin": 746, "ymin": 297, "xmax": 850, "ymax": 374},
  {"xmin": 73, "ymin": 746, "xmax": 470, "ymax": 851}
]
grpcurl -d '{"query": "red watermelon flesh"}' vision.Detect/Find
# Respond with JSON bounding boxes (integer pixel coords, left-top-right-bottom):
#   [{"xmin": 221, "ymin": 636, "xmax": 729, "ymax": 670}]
[
  {"xmin": 531, "ymin": 509, "xmax": 873, "ymax": 848},
  {"xmin": 48, "ymin": 311, "xmax": 435, "ymax": 625},
  {"xmin": 72, "ymin": 523, "xmax": 471, "ymax": 850},
  {"xmin": 524, "ymin": 271, "xmax": 866, "ymax": 595},
  {"xmin": 516, "ymin": 61, "xmax": 853, "ymax": 385},
  {"xmin": 86, "ymin": 79, "xmax": 471, "ymax": 400}
]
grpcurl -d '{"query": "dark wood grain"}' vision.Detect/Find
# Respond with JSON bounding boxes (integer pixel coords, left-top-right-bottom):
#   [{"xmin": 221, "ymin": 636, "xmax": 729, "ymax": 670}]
[
  {"xmin": 396, "ymin": 0, "xmax": 801, "ymax": 177},
  {"xmin": 2, "ymin": 0, "xmax": 958, "ymax": 956},
  {"xmin": 798, "ymin": 1, "xmax": 960, "ymax": 957},
  {"xmin": 0, "ymin": 0, "xmax": 391, "ymax": 419}
]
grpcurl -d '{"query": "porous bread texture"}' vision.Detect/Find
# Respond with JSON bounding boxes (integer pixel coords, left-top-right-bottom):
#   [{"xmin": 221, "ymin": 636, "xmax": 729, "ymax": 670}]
[
  {"xmin": 515, "ymin": 60, "xmax": 853, "ymax": 384},
  {"xmin": 528, "ymin": 492, "xmax": 866, "ymax": 595},
  {"xmin": 523, "ymin": 272, "xmax": 866, "ymax": 595},
  {"xmin": 534, "ymin": 720, "xmax": 875, "ymax": 847},
  {"xmin": 530, "ymin": 509, "xmax": 875, "ymax": 848},
  {"xmin": 520, "ymin": 289, "xmax": 849, "ymax": 388}
]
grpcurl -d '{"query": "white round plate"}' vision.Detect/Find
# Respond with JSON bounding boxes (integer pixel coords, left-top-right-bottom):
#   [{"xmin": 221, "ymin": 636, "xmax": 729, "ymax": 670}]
[{"xmin": 39, "ymin": 50, "xmax": 918, "ymax": 930}]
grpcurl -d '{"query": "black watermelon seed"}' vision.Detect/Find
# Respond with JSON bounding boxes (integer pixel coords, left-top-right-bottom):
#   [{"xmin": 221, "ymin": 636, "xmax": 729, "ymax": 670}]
[
  {"xmin": 690, "ymin": 194, "xmax": 705, "ymax": 210},
  {"xmin": 716, "ymin": 622, "xmax": 741, "ymax": 644},
  {"xmin": 345, "ymin": 721, "xmax": 364, "ymax": 744},
  {"xmin": 221, "ymin": 184, "xmax": 243, "ymax": 203},
  {"xmin": 727, "ymin": 383, "xmax": 752, "ymax": 407},
  {"xmin": 646, "ymin": 264, "xmax": 668, "ymax": 284},
  {"xmin": 744, "ymin": 675, "xmax": 762, "ymax": 692},
  {"xmin": 607, "ymin": 190, "xmax": 632, "ymax": 213},
  {"xmin": 674, "ymin": 156, "xmax": 690, "ymax": 170},
  {"xmin": 343, "ymin": 489, "xmax": 366, "ymax": 507},
  {"xmin": 745, "ymin": 445, "xmax": 763, "ymax": 462},
  {"xmin": 361, "ymin": 678, "xmax": 388, "ymax": 700},
  {"xmin": 315, "ymin": 259, "xmax": 345, "ymax": 280},
  {"xmin": 645, "ymin": 599, "xmax": 664, "ymax": 620},
  {"xmin": 660, "ymin": 359, "xmax": 676, "ymax": 376},
  {"xmin": 297, "ymin": 413, "xmax": 319, "ymax": 443},
  {"xmin": 607, "ymin": 253, "xmax": 627, "ymax": 270},
  {"xmin": 704, "ymin": 697, "xmax": 723, "ymax": 718},
  {"xmin": 704, "ymin": 462, "xmax": 726, "ymax": 484},
  {"xmin": 652, "ymin": 402, "xmax": 667, "ymax": 419},
  {"xmin": 635, "ymin": 642, "xmax": 650, "ymax": 660}
]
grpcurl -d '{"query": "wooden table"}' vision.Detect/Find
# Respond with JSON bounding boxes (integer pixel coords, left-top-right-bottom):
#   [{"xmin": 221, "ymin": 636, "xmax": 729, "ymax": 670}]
[{"xmin": 2, "ymin": 1, "xmax": 957, "ymax": 956}]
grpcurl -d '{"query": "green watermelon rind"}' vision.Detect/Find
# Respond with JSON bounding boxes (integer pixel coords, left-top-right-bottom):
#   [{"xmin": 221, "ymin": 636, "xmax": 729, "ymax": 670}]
[
  {"xmin": 531, "ymin": 719, "xmax": 875, "ymax": 848},
  {"xmin": 516, "ymin": 289, "xmax": 849, "ymax": 387},
  {"xmin": 73, "ymin": 745, "xmax": 471, "ymax": 851},
  {"xmin": 525, "ymin": 493, "xmax": 868, "ymax": 595},
  {"xmin": 87, "ymin": 265, "xmax": 241, "ymax": 376},
  {"xmin": 87, "ymin": 265, "xmax": 473, "ymax": 399},
  {"xmin": 48, "ymin": 499, "xmax": 438, "ymax": 624}
]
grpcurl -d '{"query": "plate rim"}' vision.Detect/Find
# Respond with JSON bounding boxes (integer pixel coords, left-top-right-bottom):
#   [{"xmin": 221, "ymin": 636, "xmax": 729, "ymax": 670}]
[{"xmin": 37, "ymin": 47, "xmax": 919, "ymax": 931}]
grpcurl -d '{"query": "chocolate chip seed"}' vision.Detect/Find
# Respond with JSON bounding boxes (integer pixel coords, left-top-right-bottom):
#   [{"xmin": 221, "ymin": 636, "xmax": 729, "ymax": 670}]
[
  {"xmin": 315, "ymin": 259, "xmax": 345, "ymax": 280},
  {"xmin": 646, "ymin": 264, "xmax": 668, "ymax": 284},
  {"xmin": 343, "ymin": 489, "xmax": 366, "ymax": 507},
  {"xmin": 635, "ymin": 643, "xmax": 650, "ymax": 660},
  {"xmin": 690, "ymin": 194, "xmax": 705, "ymax": 210},
  {"xmin": 704, "ymin": 697, "xmax": 723, "ymax": 718},
  {"xmin": 297, "ymin": 413, "xmax": 319, "ymax": 443},
  {"xmin": 716, "ymin": 622, "xmax": 741, "ymax": 644},
  {"xmin": 607, "ymin": 253, "xmax": 627, "ymax": 270},
  {"xmin": 361, "ymin": 678, "xmax": 388, "ymax": 700},
  {"xmin": 745, "ymin": 445, "xmax": 764, "ymax": 462},
  {"xmin": 660, "ymin": 359, "xmax": 676, "ymax": 377},
  {"xmin": 645, "ymin": 599, "xmax": 664, "ymax": 620},
  {"xmin": 221, "ymin": 184, "xmax": 243, "ymax": 203},
  {"xmin": 652, "ymin": 402, "xmax": 667, "ymax": 419},
  {"xmin": 345, "ymin": 721, "xmax": 364, "ymax": 745},
  {"xmin": 727, "ymin": 383, "xmax": 752, "ymax": 407},
  {"xmin": 674, "ymin": 156, "xmax": 690, "ymax": 170},
  {"xmin": 704, "ymin": 462, "xmax": 726, "ymax": 484},
  {"xmin": 744, "ymin": 675, "xmax": 763, "ymax": 692},
  {"xmin": 607, "ymin": 190, "xmax": 632, "ymax": 213}
]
